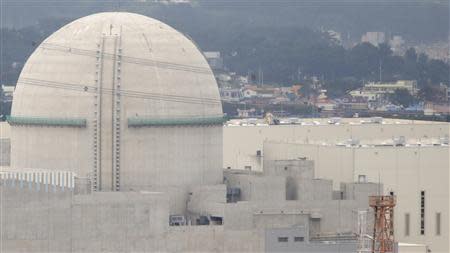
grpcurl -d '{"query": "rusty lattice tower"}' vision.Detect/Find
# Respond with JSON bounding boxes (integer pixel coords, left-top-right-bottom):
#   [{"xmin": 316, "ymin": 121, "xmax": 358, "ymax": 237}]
[{"xmin": 369, "ymin": 195, "xmax": 396, "ymax": 253}]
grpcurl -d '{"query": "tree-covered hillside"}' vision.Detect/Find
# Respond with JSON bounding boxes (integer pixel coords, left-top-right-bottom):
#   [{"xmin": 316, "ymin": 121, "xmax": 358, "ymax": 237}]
[
  {"xmin": 1, "ymin": 2, "xmax": 449, "ymax": 95},
  {"xmin": 2, "ymin": 0, "xmax": 449, "ymax": 43}
]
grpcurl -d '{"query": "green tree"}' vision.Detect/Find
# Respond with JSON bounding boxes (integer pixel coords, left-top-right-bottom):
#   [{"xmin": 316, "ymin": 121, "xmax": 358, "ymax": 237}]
[
  {"xmin": 389, "ymin": 89, "xmax": 416, "ymax": 108},
  {"xmin": 418, "ymin": 85, "xmax": 447, "ymax": 103}
]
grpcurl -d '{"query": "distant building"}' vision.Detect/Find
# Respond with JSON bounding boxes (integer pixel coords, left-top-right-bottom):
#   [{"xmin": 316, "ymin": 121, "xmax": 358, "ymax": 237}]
[
  {"xmin": 376, "ymin": 103, "xmax": 403, "ymax": 112},
  {"xmin": 364, "ymin": 80, "xmax": 418, "ymax": 95},
  {"xmin": 424, "ymin": 102, "xmax": 450, "ymax": 116},
  {"xmin": 350, "ymin": 80, "xmax": 418, "ymax": 102},
  {"xmin": 241, "ymin": 85, "xmax": 278, "ymax": 99},
  {"xmin": 204, "ymin": 51, "xmax": 224, "ymax": 70},
  {"xmin": 349, "ymin": 90, "xmax": 379, "ymax": 102},
  {"xmin": 340, "ymin": 100, "xmax": 369, "ymax": 111},
  {"xmin": 1, "ymin": 84, "xmax": 14, "ymax": 102},
  {"xmin": 316, "ymin": 100, "xmax": 337, "ymax": 112},
  {"xmin": 415, "ymin": 42, "xmax": 449, "ymax": 62},
  {"xmin": 220, "ymin": 87, "xmax": 243, "ymax": 102},
  {"xmin": 242, "ymin": 88, "xmax": 258, "ymax": 98},
  {"xmin": 314, "ymin": 90, "xmax": 337, "ymax": 111},
  {"xmin": 389, "ymin": 35, "xmax": 405, "ymax": 55},
  {"xmin": 361, "ymin": 32, "xmax": 386, "ymax": 46},
  {"xmin": 237, "ymin": 108, "xmax": 258, "ymax": 118}
]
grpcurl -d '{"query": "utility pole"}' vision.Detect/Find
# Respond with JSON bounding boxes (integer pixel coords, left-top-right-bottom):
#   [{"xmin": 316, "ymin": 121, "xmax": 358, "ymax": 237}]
[{"xmin": 379, "ymin": 60, "xmax": 382, "ymax": 83}]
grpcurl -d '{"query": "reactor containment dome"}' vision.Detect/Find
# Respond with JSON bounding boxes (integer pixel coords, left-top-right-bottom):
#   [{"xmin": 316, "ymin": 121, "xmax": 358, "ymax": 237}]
[{"xmin": 9, "ymin": 12, "xmax": 223, "ymax": 213}]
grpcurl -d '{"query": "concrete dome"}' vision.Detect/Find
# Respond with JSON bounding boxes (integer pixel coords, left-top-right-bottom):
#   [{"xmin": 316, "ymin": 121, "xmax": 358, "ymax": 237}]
[{"xmin": 10, "ymin": 12, "xmax": 223, "ymax": 213}]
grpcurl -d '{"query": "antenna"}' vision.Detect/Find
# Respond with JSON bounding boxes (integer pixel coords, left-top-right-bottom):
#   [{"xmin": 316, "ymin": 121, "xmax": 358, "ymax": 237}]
[
  {"xmin": 378, "ymin": 172, "xmax": 381, "ymax": 196},
  {"xmin": 114, "ymin": 0, "xmax": 121, "ymax": 11}
]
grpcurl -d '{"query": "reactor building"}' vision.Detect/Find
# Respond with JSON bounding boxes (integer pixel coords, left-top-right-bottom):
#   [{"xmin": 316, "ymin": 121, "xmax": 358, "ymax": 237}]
[{"xmin": 9, "ymin": 12, "xmax": 223, "ymax": 213}]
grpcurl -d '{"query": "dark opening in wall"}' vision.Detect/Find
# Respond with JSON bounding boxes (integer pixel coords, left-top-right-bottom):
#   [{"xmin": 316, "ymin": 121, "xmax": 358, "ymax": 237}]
[
  {"xmin": 420, "ymin": 190, "xmax": 425, "ymax": 235},
  {"xmin": 294, "ymin": 237, "xmax": 304, "ymax": 242},
  {"xmin": 278, "ymin": 237, "xmax": 288, "ymax": 242}
]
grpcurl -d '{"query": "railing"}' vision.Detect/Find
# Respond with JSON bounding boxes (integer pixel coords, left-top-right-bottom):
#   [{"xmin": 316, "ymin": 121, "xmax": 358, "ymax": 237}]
[
  {"xmin": 369, "ymin": 195, "xmax": 396, "ymax": 207},
  {"xmin": 7, "ymin": 115, "xmax": 87, "ymax": 127},
  {"xmin": 0, "ymin": 170, "xmax": 76, "ymax": 191},
  {"xmin": 128, "ymin": 115, "xmax": 227, "ymax": 127}
]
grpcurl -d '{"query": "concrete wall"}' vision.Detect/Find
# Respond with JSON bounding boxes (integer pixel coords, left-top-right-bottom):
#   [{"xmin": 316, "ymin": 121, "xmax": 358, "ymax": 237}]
[
  {"xmin": 263, "ymin": 160, "xmax": 314, "ymax": 179},
  {"xmin": 224, "ymin": 172, "xmax": 286, "ymax": 204},
  {"xmin": 187, "ymin": 184, "xmax": 226, "ymax": 217},
  {"xmin": 266, "ymin": 226, "xmax": 356, "ymax": 253},
  {"xmin": 0, "ymin": 182, "xmax": 169, "ymax": 253},
  {"xmin": 0, "ymin": 139, "xmax": 10, "ymax": 166},
  {"xmin": 297, "ymin": 179, "xmax": 333, "ymax": 202}
]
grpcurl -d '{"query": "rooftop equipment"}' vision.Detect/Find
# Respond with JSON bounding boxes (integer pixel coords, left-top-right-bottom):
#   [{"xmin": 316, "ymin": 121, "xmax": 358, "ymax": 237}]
[
  {"xmin": 392, "ymin": 136, "xmax": 406, "ymax": 147},
  {"xmin": 328, "ymin": 117, "xmax": 342, "ymax": 125},
  {"xmin": 370, "ymin": 117, "xmax": 383, "ymax": 124},
  {"xmin": 169, "ymin": 215, "xmax": 186, "ymax": 226}
]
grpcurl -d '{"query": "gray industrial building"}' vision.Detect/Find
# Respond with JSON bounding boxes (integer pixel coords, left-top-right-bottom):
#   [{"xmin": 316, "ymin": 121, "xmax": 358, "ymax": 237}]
[
  {"xmin": 1, "ymin": 159, "xmax": 381, "ymax": 252},
  {"xmin": 223, "ymin": 118, "xmax": 449, "ymax": 252}
]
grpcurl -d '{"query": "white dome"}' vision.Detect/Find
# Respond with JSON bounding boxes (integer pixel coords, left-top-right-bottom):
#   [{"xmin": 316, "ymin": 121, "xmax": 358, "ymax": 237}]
[
  {"xmin": 10, "ymin": 12, "xmax": 223, "ymax": 213},
  {"xmin": 13, "ymin": 12, "xmax": 221, "ymax": 118}
]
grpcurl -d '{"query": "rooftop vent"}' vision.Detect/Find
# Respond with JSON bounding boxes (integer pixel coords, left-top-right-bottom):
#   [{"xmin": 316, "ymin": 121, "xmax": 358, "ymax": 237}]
[
  {"xmin": 370, "ymin": 117, "xmax": 383, "ymax": 124},
  {"xmin": 328, "ymin": 117, "xmax": 342, "ymax": 125},
  {"xmin": 393, "ymin": 136, "xmax": 406, "ymax": 146}
]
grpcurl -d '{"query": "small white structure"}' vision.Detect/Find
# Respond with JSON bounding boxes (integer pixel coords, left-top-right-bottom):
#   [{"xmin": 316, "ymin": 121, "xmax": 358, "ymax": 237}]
[
  {"xmin": 204, "ymin": 51, "xmax": 224, "ymax": 70},
  {"xmin": 361, "ymin": 32, "xmax": 386, "ymax": 46}
]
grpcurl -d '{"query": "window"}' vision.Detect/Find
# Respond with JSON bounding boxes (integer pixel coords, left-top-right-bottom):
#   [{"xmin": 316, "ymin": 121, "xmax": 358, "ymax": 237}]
[
  {"xmin": 277, "ymin": 237, "xmax": 288, "ymax": 242},
  {"xmin": 436, "ymin": 212, "xmax": 441, "ymax": 236},
  {"xmin": 244, "ymin": 166, "xmax": 252, "ymax": 170},
  {"xmin": 420, "ymin": 191, "xmax": 425, "ymax": 235},
  {"xmin": 405, "ymin": 213, "xmax": 410, "ymax": 236},
  {"xmin": 294, "ymin": 237, "xmax": 304, "ymax": 242}
]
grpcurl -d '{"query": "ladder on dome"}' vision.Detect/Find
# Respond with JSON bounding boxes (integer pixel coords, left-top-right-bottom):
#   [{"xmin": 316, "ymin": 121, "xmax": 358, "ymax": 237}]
[
  {"xmin": 92, "ymin": 32, "xmax": 122, "ymax": 192},
  {"xmin": 92, "ymin": 36, "xmax": 105, "ymax": 192},
  {"xmin": 112, "ymin": 33, "xmax": 122, "ymax": 192}
]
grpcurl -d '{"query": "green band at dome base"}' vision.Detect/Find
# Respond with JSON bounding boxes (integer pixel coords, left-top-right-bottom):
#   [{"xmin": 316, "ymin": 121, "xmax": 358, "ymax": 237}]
[
  {"xmin": 128, "ymin": 115, "xmax": 227, "ymax": 127},
  {"xmin": 7, "ymin": 116, "xmax": 87, "ymax": 127}
]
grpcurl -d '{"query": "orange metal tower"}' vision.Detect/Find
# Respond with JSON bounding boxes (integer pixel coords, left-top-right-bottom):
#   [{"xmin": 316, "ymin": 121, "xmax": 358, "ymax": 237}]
[{"xmin": 369, "ymin": 195, "xmax": 396, "ymax": 253}]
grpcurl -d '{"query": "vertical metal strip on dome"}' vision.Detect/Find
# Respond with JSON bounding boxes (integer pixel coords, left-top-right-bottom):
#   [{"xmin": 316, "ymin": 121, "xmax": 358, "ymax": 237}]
[
  {"xmin": 92, "ymin": 37, "xmax": 105, "ymax": 192},
  {"xmin": 112, "ymin": 33, "xmax": 122, "ymax": 192}
]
